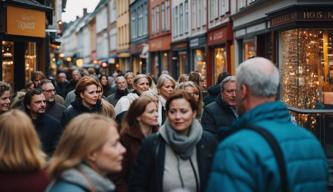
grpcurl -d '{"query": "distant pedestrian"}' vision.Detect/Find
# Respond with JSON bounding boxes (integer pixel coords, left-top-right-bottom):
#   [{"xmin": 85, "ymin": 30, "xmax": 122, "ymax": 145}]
[
  {"xmin": 177, "ymin": 81, "xmax": 204, "ymax": 120},
  {"xmin": 115, "ymin": 74, "xmax": 149, "ymax": 122},
  {"xmin": 129, "ymin": 90, "xmax": 217, "ymax": 192},
  {"xmin": 0, "ymin": 81, "xmax": 11, "ymax": 114},
  {"xmin": 39, "ymin": 79, "xmax": 66, "ymax": 122},
  {"xmin": 124, "ymin": 72, "xmax": 134, "ymax": 92},
  {"xmin": 207, "ymin": 57, "xmax": 328, "ymax": 192},
  {"xmin": 99, "ymin": 74, "xmax": 115, "ymax": 97},
  {"xmin": 156, "ymin": 74, "xmax": 176, "ymax": 126},
  {"xmin": 55, "ymin": 72, "xmax": 69, "ymax": 98},
  {"xmin": 0, "ymin": 110, "xmax": 49, "ymax": 192},
  {"xmin": 31, "ymin": 71, "xmax": 46, "ymax": 88},
  {"xmin": 203, "ymin": 71, "xmax": 230, "ymax": 105},
  {"xmin": 106, "ymin": 76, "xmax": 129, "ymax": 106},
  {"xmin": 46, "ymin": 113, "xmax": 126, "ymax": 192}
]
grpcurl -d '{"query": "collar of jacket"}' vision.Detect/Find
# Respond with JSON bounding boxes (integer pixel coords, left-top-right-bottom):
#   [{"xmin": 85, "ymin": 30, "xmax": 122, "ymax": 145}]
[
  {"xmin": 71, "ymin": 97, "xmax": 102, "ymax": 113},
  {"xmin": 231, "ymin": 101, "xmax": 291, "ymax": 130}
]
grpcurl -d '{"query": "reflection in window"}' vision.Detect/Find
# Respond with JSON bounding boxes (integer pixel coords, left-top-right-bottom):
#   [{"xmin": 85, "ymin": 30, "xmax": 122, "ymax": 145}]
[{"xmin": 214, "ymin": 47, "xmax": 226, "ymax": 82}]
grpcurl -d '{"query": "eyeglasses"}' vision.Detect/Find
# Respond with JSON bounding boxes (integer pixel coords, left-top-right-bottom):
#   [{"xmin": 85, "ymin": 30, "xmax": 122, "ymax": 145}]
[{"xmin": 43, "ymin": 89, "xmax": 55, "ymax": 93}]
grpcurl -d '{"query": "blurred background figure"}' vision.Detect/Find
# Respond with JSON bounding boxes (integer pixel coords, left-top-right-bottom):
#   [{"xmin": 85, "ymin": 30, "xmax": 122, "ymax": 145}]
[
  {"xmin": 177, "ymin": 74, "xmax": 188, "ymax": 85},
  {"xmin": 129, "ymin": 90, "xmax": 217, "ymax": 192},
  {"xmin": 0, "ymin": 81, "xmax": 11, "ymax": 114},
  {"xmin": 203, "ymin": 72, "xmax": 230, "ymax": 106},
  {"xmin": 177, "ymin": 81, "xmax": 204, "ymax": 120},
  {"xmin": 47, "ymin": 114, "xmax": 126, "ymax": 192},
  {"xmin": 55, "ymin": 72, "xmax": 69, "ymax": 99},
  {"xmin": 31, "ymin": 71, "xmax": 46, "ymax": 88},
  {"xmin": 106, "ymin": 76, "xmax": 129, "ymax": 106},
  {"xmin": 110, "ymin": 96, "xmax": 159, "ymax": 191},
  {"xmin": 0, "ymin": 110, "xmax": 49, "ymax": 192},
  {"xmin": 124, "ymin": 72, "xmax": 134, "ymax": 92},
  {"xmin": 115, "ymin": 74, "xmax": 149, "ymax": 123},
  {"xmin": 156, "ymin": 74, "xmax": 176, "ymax": 126},
  {"xmin": 99, "ymin": 74, "xmax": 115, "ymax": 98}
]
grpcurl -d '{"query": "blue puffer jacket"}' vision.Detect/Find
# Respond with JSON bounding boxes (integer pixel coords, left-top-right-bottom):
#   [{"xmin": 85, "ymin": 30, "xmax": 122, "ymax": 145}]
[{"xmin": 207, "ymin": 101, "xmax": 328, "ymax": 192}]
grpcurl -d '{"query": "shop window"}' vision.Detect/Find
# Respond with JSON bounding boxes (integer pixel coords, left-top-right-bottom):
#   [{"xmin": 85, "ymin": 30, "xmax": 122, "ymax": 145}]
[
  {"xmin": 2, "ymin": 41, "xmax": 14, "ymax": 85},
  {"xmin": 25, "ymin": 42, "xmax": 37, "ymax": 82},
  {"xmin": 214, "ymin": 47, "xmax": 226, "ymax": 83},
  {"xmin": 194, "ymin": 49, "xmax": 206, "ymax": 87},
  {"xmin": 179, "ymin": 51, "xmax": 187, "ymax": 75},
  {"xmin": 280, "ymin": 29, "xmax": 333, "ymax": 128},
  {"xmin": 243, "ymin": 39, "xmax": 256, "ymax": 60}
]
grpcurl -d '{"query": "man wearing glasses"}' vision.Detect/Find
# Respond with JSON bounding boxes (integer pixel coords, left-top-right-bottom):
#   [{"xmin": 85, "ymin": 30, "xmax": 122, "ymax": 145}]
[{"xmin": 39, "ymin": 79, "xmax": 65, "ymax": 122}]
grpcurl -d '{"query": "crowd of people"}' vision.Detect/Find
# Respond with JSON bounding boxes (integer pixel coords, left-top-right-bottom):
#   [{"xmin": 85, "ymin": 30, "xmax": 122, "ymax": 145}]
[{"xmin": 0, "ymin": 57, "xmax": 329, "ymax": 192}]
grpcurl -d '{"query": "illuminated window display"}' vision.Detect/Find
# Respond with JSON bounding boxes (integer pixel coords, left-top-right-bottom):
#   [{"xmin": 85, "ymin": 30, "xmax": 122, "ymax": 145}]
[
  {"xmin": 214, "ymin": 47, "xmax": 226, "ymax": 83},
  {"xmin": 243, "ymin": 39, "xmax": 256, "ymax": 60},
  {"xmin": 2, "ymin": 41, "xmax": 14, "ymax": 85},
  {"xmin": 194, "ymin": 49, "xmax": 206, "ymax": 87},
  {"xmin": 280, "ymin": 29, "xmax": 333, "ymax": 128},
  {"xmin": 25, "ymin": 42, "xmax": 37, "ymax": 82}
]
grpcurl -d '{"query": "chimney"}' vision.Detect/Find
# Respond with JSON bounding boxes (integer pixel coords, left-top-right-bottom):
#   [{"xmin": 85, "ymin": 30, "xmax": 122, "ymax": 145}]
[{"xmin": 83, "ymin": 8, "xmax": 88, "ymax": 16}]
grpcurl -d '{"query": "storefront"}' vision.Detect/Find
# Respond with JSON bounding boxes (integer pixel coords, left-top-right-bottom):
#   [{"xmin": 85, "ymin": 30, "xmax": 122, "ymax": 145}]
[
  {"xmin": 268, "ymin": 5, "xmax": 333, "ymax": 128},
  {"xmin": 117, "ymin": 51, "xmax": 131, "ymax": 72},
  {"xmin": 0, "ymin": 2, "xmax": 51, "ymax": 91},
  {"xmin": 148, "ymin": 35, "xmax": 171, "ymax": 78},
  {"xmin": 189, "ymin": 35, "xmax": 207, "ymax": 87},
  {"xmin": 171, "ymin": 41, "xmax": 189, "ymax": 79},
  {"xmin": 130, "ymin": 43, "xmax": 148, "ymax": 74},
  {"xmin": 207, "ymin": 23, "xmax": 234, "ymax": 86}
]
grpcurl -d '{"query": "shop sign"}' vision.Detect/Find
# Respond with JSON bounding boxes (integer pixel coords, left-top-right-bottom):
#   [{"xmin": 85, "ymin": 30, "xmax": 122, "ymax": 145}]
[
  {"xmin": 208, "ymin": 28, "xmax": 227, "ymax": 45},
  {"xmin": 6, "ymin": 6, "xmax": 46, "ymax": 38},
  {"xmin": 173, "ymin": 42, "xmax": 187, "ymax": 50},
  {"xmin": 190, "ymin": 38, "xmax": 199, "ymax": 47},
  {"xmin": 271, "ymin": 10, "xmax": 333, "ymax": 27}
]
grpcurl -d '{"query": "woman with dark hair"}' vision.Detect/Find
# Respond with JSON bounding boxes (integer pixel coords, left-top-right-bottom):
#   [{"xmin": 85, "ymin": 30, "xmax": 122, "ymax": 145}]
[
  {"xmin": 111, "ymin": 95, "xmax": 159, "ymax": 192},
  {"xmin": 129, "ymin": 90, "xmax": 217, "ymax": 192},
  {"xmin": 114, "ymin": 74, "xmax": 150, "ymax": 122},
  {"xmin": 61, "ymin": 76, "xmax": 102, "ymax": 127},
  {"xmin": 0, "ymin": 81, "xmax": 11, "ymax": 114},
  {"xmin": 0, "ymin": 110, "xmax": 49, "ymax": 192},
  {"xmin": 99, "ymin": 74, "xmax": 115, "ymax": 97}
]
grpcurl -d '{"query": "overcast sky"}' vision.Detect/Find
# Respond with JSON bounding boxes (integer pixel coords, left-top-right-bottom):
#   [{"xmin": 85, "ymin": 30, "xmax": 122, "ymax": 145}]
[{"xmin": 62, "ymin": 0, "xmax": 100, "ymax": 22}]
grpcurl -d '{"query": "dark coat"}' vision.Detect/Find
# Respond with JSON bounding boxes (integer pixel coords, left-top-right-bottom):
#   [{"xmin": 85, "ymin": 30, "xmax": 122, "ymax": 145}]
[
  {"xmin": 56, "ymin": 81, "xmax": 69, "ymax": 98},
  {"xmin": 0, "ymin": 170, "xmax": 49, "ymax": 192},
  {"xmin": 201, "ymin": 96, "xmax": 237, "ymax": 136},
  {"xmin": 128, "ymin": 131, "xmax": 217, "ymax": 192},
  {"xmin": 109, "ymin": 125, "xmax": 158, "ymax": 192},
  {"xmin": 34, "ymin": 114, "xmax": 62, "ymax": 156},
  {"xmin": 46, "ymin": 101, "xmax": 66, "ymax": 122},
  {"xmin": 203, "ymin": 84, "xmax": 220, "ymax": 106},
  {"xmin": 61, "ymin": 98, "xmax": 102, "ymax": 127},
  {"xmin": 106, "ymin": 89, "xmax": 129, "ymax": 106}
]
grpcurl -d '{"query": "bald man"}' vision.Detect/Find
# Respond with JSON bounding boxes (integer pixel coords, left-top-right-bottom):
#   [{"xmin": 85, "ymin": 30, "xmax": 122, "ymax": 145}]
[{"xmin": 207, "ymin": 57, "xmax": 328, "ymax": 192}]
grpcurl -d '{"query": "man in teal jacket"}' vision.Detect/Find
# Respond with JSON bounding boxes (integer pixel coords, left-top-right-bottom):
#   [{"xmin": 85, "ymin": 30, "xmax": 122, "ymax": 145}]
[{"xmin": 207, "ymin": 57, "xmax": 328, "ymax": 192}]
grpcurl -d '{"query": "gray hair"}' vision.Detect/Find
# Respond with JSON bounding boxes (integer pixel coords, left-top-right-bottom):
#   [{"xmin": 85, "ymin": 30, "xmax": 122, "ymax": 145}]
[
  {"xmin": 156, "ymin": 74, "xmax": 176, "ymax": 90},
  {"xmin": 220, "ymin": 76, "xmax": 236, "ymax": 91},
  {"xmin": 237, "ymin": 57, "xmax": 279, "ymax": 97}
]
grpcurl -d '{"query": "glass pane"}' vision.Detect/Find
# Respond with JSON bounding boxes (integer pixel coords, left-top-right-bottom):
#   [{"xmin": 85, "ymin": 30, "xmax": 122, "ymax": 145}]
[
  {"xmin": 2, "ymin": 41, "xmax": 14, "ymax": 86},
  {"xmin": 214, "ymin": 47, "xmax": 226, "ymax": 82}
]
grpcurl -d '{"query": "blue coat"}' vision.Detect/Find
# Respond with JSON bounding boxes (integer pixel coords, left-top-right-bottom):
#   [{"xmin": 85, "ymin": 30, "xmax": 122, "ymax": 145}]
[{"xmin": 207, "ymin": 101, "xmax": 328, "ymax": 192}]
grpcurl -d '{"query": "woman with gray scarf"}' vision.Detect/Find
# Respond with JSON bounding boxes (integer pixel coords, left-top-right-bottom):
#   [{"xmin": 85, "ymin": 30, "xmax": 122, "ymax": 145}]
[{"xmin": 129, "ymin": 90, "xmax": 218, "ymax": 192}]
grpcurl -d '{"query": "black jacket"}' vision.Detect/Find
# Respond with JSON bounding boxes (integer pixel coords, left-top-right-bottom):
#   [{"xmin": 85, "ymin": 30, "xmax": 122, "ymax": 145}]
[
  {"xmin": 34, "ymin": 114, "xmax": 62, "ymax": 156},
  {"xmin": 203, "ymin": 84, "xmax": 220, "ymax": 106},
  {"xmin": 61, "ymin": 97, "xmax": 102, "ymax": 127},
  {"xmin": 46, "ymin": 101, "xmax": 66, "ymax": 122},
  {"xmin": 128, "ymin": 131, "xmax": 217, "ymax": 192},
  {"xmin": 201, "ymin": 96, "xmax": 237, "ymax": 136}
]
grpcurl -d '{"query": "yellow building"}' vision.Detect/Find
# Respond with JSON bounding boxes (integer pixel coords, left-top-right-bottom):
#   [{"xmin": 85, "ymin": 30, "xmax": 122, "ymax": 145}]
[{"xmin": 116, "ymin": 0, "xmax": 131, "ymax": 72}]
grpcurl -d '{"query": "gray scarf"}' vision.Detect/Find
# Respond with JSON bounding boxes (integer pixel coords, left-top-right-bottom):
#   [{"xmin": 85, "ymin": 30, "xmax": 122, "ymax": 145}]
[{"xmin": 160, "ymin": 119, "xmax": 203, "ymax": 160}]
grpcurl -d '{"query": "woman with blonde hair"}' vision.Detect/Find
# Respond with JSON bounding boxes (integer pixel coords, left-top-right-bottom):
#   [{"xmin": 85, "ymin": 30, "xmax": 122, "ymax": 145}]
[
  {"xmin": 0, "ymin": 109, "xmax": 49, "ymax": 191},
  {"xmin": 156, "ymin": 74, "xmax": 176, "ymax": 125},
  {"xmin": 47, "ymin": 113, "xmax": 126, "ymax": 192}
]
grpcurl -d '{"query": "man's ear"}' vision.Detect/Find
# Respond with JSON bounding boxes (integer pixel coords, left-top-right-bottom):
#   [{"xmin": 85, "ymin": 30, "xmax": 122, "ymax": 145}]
[{"xmin": 239, "ymin": 84, "xmax": 249, "ymax": 100}]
